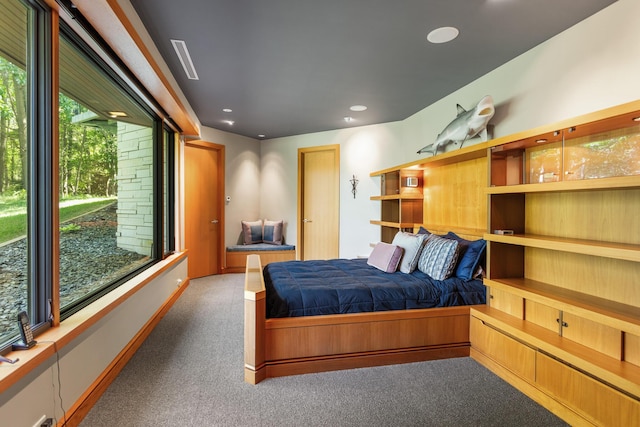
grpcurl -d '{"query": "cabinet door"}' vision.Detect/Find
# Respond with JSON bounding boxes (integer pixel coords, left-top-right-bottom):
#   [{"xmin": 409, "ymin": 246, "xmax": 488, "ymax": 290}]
[
  {"xmin": 525, "ymin": 300, "xmax": 560, "ymax": 333},
  {"xmin": 536, "ymin": 353, "xmax": 640, "ymax": 426},
  {"xmin": 561, "ymin": 312, "xmax": 622, "ymax": 360},
  {"xmin": 470, "ymin": 317, "xmax": 535, "ymax": 381},
  {"xmin": 626, "ymin": 332, "xmax": 640, "ymax": 367},
  {"xmin": 488, "ymin": 287, "xmax": 523, "ymax": 318}
]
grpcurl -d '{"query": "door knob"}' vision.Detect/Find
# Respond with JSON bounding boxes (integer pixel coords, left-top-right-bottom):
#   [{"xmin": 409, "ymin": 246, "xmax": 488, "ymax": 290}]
[
  {"xmin": 211, "ymin": 219, "xmax": 219, "ymax": 224},
  {"xmin": 303, "ymin": 218, "xmax": 312, "ymax": 223}
]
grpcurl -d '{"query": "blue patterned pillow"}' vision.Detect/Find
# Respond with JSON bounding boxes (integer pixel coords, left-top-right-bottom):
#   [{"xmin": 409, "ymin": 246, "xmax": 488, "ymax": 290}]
[
  {"xmin": 263, "ymin": 219, "xmax": 283, "ymax": 245},
  {"xmin": 417, "ymin": 235, "xmax": 460, "ymax": 280},
  {"xmin": 241, "ymin": 220, "xmax": 263, "ymax": 245}
]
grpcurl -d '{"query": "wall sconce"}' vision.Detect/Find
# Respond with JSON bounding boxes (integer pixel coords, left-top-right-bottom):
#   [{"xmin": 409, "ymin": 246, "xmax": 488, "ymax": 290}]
[
  {"xmin": 350, "ymin": 174, "xmax": 359, "ymax": 199},
  {"xmin": 405, "ymin": 177, "xmax": 418, "ymax": 187}
]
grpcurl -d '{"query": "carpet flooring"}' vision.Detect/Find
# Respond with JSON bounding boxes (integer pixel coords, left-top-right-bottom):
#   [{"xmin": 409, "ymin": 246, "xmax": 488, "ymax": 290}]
[{"xmin": 80, "ymin": 273, "xmax": 569, "ymax": 426}]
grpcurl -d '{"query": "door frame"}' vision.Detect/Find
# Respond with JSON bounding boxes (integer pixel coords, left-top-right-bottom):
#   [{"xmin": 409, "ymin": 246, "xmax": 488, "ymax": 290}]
[
  {"xmin": 297, "ymin": 144, "xmax": 340, "ymax": 260},
  {"xmin": 184, "ymin": 140, "xmax": 225, "ymax": 276}
]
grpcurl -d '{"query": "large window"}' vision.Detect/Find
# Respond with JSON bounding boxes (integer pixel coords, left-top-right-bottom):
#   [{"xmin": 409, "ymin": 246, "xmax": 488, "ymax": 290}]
[
  {"xmin": 0, "ymin": 0, "xmax": 175, "ymax": 349},
  {"xmin": 57, "ymin": 31, "xmax": 156, "ymax": 315}
]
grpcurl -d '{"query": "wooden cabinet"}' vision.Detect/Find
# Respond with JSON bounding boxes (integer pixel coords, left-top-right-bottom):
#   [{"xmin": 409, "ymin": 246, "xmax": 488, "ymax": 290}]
[
  {"xmin": 472, "ymin": 100, "xmax": 640, "ymax": 426},
  {"xmin": 370, "ymin": 144, "xmax": 488, "ymax": 243}
]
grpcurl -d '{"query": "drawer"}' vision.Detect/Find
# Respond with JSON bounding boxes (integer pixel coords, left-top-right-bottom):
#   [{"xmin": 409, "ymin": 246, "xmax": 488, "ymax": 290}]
[
  {"xmin": 470, "ymin": 316, "xmax": 535, "ymax": 381},
  {"xmin": 536, "ymin": 353, "xmax": 640, "ymax": 426}
]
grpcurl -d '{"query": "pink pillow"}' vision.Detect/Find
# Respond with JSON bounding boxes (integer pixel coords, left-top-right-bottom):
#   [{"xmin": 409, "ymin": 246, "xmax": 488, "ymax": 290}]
[{"xmin": 367, "ymin": 242, "xmax": 404, "ymax": 273}]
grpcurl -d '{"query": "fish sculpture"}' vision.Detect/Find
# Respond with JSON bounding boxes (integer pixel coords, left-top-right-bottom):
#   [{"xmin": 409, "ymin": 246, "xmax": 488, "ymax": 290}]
[{"xmin": 417, "ymin": 95, "xmax": 495, "ymax": 155}]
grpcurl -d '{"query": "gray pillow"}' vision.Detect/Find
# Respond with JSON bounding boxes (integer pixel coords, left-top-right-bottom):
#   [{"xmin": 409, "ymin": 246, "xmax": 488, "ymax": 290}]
[{"xmin": 417, "ymin": 234, "xmax": 460, "ymax": 280}]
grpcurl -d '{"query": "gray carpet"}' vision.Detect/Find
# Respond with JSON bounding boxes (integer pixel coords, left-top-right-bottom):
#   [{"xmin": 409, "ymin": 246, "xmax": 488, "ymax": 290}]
[{"xmin": 81, "ymin": 273, "xmax": 569, "ymax": 427}]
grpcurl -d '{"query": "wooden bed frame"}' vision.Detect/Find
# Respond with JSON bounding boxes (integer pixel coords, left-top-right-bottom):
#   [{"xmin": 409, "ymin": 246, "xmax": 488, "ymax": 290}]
[
  {"xmin": 244, "ymin": 253, "xmax": 477, "ymax": 384},
  {"xmin": 245, "ymin": 152, "xmax": 488, "ymax": 384}
]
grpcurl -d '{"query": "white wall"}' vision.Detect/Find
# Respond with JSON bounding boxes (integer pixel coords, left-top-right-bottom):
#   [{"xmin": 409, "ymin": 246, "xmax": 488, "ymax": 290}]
[
  {"xmin": 257, "ymin": 0, "xmax": 640, "ymax": 259},
  {"xmin": 0, "ymin": 257, "xmax": 188, "ymax": 427},
  {"xmin": 196, "ymin": 127, "xmax": 261, "ymax": 247}
]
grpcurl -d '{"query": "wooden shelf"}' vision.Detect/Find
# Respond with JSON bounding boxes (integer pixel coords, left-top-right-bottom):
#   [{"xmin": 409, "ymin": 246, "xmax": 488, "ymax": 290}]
[
  {"xmin": 484, "ymin": 233, "xmax": 640, "ymax": 263},
  {"xmin": 370, "ymin": 194, "xmax": 424, "ymax": 201},
  {"xmin": 484, "ymin": 278, "xmax": 640, "ymax": 335},
  {"xmin": 370, "ymin": 220, "xmax": 421, "ymax": 229},
  {"xmin": 487, "ymin": 175, "xmax": 640, "ymax": 194},
  {"xmin": 472, "ymin": 305, "xmax": 640, "ymax": 399}
]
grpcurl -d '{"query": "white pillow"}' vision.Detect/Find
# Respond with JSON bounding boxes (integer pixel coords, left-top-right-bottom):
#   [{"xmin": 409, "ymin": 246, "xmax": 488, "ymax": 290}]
[
  {"xmin": 417, "ymin": 234, "xmax": 460, "ymax": 280},
  {"xmin": 391, "ymin": 232, "xmax": 429, "ymax": 274}
]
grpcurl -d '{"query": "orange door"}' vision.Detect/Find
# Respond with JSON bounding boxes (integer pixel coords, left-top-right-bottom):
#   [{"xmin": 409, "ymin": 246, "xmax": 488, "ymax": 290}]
[
  {"xmin": 298, "ymin": 145, "xmax": 339, "ymax": 260},
  {"xmin": 185, "ymin": 141, "xmax": 224, "ymax": 278}
]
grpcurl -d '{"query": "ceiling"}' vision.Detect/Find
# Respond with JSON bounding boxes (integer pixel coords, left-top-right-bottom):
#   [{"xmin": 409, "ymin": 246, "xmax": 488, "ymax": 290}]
[{"xmin": 129, "ymin": 0, "xmax": 616, "ymax": 139}]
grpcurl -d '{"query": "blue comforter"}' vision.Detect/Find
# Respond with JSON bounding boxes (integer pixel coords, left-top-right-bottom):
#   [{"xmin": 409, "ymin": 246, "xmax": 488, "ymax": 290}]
[{"xmin": 264, "ymin": 258, "xmax": 486, "ymax": 318}]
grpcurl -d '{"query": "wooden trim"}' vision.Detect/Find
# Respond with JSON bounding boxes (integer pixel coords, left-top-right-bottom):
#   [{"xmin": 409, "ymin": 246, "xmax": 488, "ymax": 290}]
[
  {"xmin": 65, "ymin": 276, "xmax": 191, "ymax": 426},
  {"xmin": 370, "ymin": 142, "xmax": 488, "ymax": 176}
]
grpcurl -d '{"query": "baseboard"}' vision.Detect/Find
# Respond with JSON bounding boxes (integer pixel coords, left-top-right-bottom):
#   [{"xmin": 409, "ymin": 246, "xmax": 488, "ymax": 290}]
[
  {"xmin": 264, "ymin": 344, "xmax": 470, "ymax": 380},
  {"xmin": 63, "ymin": 277, "xmax": 191, "ymax": 426}
]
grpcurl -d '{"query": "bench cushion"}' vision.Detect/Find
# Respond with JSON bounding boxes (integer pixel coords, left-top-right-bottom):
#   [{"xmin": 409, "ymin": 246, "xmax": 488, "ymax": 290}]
[{"xmin": 227, "ymin": 244, "xmax": 295, "ymax": 252}]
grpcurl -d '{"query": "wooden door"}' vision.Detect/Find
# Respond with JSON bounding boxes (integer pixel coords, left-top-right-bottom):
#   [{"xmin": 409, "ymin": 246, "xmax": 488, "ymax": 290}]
[
  {"xmin": 298, "ymin": 145, "xmax": 339, "ymax": 260},
  {"xmin": 185, "ymin": 141, "xmax": 225, "ymax": 278}
]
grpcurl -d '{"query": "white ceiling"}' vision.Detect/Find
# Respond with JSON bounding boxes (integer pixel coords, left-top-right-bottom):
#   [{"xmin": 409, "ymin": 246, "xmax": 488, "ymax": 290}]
[{"xmin": 129, "ymin": 0, "xmax": 617, "ymax": 139}]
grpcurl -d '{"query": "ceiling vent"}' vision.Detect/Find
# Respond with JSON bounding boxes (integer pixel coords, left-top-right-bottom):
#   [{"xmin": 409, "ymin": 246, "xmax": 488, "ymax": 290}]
[{"xmin": 170, "ymin": 39, "xmax": 199, "ymax": 80}]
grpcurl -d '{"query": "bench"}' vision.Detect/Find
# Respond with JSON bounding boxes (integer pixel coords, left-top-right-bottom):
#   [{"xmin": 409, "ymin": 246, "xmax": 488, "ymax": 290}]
[{"xmin": 224, "ymin": 243, "xmax": 296, "ymax": 273}]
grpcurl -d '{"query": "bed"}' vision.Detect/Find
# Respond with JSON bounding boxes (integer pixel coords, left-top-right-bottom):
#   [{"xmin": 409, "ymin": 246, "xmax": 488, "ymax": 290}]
[{"xmin": 244, "ymin": 227, "xmax": 488, "ymax": 384}]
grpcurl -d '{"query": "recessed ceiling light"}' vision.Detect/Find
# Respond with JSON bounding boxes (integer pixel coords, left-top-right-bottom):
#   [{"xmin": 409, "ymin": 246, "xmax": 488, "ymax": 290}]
[
  {"xmin": 350, "ymin": 105, "xmax": 367, "ymax": 112},
  {"xmin": 223, "ymin": 108, "xmax": 233, "ymax": 113},
  {"xmin": 224, "ymin": 120, "xmax": 234, "ymax": 126},
  {"xmin": 107, "ymin": 111, "xmax": 128, "ymax": 118},
  {"xmin": 258, "ymin": 134, "xmax": 266, "ymax": 138},
  {"xmin": 344, "ymin": 116, "xmax": 354, "ymax": 122},
  {"xmin": 427, "ymin": 26, "xmax": 459, "ymax": 44}
]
